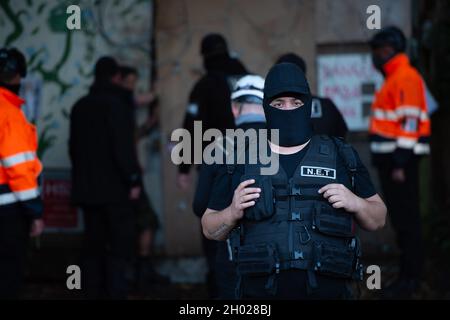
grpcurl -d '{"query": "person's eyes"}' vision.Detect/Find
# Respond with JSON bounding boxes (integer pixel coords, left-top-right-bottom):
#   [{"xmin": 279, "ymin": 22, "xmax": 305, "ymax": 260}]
[
  {"xmin": 271, "ymin": 102, "xmax": 283, "ymax": 108},
  {"xmin": 295, "ymin": 100, "xmax": 304, "ymax": 107}
]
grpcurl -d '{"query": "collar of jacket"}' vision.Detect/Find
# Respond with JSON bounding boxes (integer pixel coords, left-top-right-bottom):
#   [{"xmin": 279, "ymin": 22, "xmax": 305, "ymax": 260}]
[
  {"xmin": 235, "ymin": 113, "xmax": 266, "ymax": 127},
  {"xmin": 383, "ymin": 53, "xmax": 410, "ymax": 77},
  {"xmin": 0, "ymin": 87, "xmax": 24, "ymax": 108}
]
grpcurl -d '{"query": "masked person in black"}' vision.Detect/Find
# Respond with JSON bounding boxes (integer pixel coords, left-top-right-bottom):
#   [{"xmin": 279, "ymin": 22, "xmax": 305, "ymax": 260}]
[
  {"xmin": 276, "ymin": 53, "xmax": 348, "ymax": 139},
  {"xmin": 202, "ymin": 63, "xmax": 387, "ymax": 299},
  {"xmin": 177, "ymin": 33, "xmax": 248, "ymax": 189},
  {"xmin": 193, "ymin": 74, "xmax": 266, "ymax": 299},
  {"xmin": 177, "ymin": 33, "xmax": 247, "ymax": 298}
]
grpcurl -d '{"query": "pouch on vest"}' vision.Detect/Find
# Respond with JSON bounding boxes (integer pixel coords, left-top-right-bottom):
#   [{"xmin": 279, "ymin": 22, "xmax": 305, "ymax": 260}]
[
  {"xmin": 313, "ymin": 203, "xmax": 355, "ymax": 238},
  {"xmin": 240, "ymin": 175, "xmax": 274, "ymax": 221},
  {"xmin": 236, "ymin": 243, "xmax": 280, "ymax": 276},
  {"xmin": 312, "ymin": 238, "xmax": 360, "ymax": 279}
]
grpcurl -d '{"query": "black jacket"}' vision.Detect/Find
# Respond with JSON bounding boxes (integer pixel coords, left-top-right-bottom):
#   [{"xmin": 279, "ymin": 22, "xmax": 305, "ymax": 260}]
[
  {"xmin": 179, "ymin": 56, "xmax": 248, "ymax": 174},
  {"xmin": 310, "ymin": 96, "xmax": 348, "ymax": 139},
  {"xmin": 192, "ymin": 121, "xmax": 266, "ymax": 217},
  {"xmin": 69, "ymin": 82, "xmax": 140, "ymax": 205}
]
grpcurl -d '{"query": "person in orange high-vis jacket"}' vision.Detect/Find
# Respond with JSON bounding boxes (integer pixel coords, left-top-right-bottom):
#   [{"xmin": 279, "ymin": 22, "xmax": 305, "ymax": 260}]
[
  {"xmin": 0, "ymin": 48, "xmax": 44, "ymax": 299},
  {"xmin": 369, "ymin": 27, "xmax": 431, "ymax": 299}
]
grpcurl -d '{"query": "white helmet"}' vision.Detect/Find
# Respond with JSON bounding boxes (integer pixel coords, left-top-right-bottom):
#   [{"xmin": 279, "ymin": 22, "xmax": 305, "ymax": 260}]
[{"xmin": 231, "ymin": 74, "xmax": 265, "ymax": 104}]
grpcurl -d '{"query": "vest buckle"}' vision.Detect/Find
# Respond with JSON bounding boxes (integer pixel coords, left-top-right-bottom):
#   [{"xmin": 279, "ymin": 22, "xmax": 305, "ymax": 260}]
[
  {"xmin": 299, "ymin": 225, "xmax": 311, "ymax": 244},
  {"xmin": 294, "ymin": 251, "xmax": 304, "ymax": 260},
  {"xmin": 289, "ymin": 179, "xmax": 301, "ymax": 196},
  {"xmin": 291, "ymin": 211, "xmax": 302, "ymax": 221}
]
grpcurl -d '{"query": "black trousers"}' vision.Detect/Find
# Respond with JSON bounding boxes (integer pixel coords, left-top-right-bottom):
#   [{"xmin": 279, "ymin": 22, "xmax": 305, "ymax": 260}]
[
  {"xmin": 215, "ymin": 241, "xmax": 237, "ymax": 299},
  {"xmin": 201, "ymin": 235, "xmax": 219, "ymax": 298},
  {"xmin": 376, "ymin": 158, "xmax": 423, "ymax": 279},
  {"xmin": 0, "ymin": 204, "xmax": 31, "ymax": 299},
  {"xmin": 81, "ymin": 204, "xmax": 135, "ymax": 299}
]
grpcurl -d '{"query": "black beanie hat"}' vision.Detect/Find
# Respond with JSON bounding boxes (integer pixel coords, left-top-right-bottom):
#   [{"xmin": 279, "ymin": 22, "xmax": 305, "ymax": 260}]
[
  {"xmin": 200, "ymin": 33, "xmax": 229, "ymax": 57},
  {"xmin": 276, "ymin": 53, "xmax": 307, "ymax": 75},
  {"xmin": 0, "ymin": 48, "xmax": 27, "ymax": 79},
  {"xmin": 263, "ymin": 62, "xmax": 310, "ymax": 105}
]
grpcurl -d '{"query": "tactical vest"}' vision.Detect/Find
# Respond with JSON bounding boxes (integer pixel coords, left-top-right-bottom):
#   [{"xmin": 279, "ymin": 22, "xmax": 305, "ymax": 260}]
[{"xmin": 228, "ymin": 135, "xmax": 363, "ymax": 294}]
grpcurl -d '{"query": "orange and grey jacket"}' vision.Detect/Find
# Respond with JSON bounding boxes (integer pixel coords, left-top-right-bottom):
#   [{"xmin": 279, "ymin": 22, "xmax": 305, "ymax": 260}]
[
  {"xmin": 369, "ymin": 53, "xmax": 431, "ymax": 167},
  {"xmin": 0, "ymin": 87, "xmax": 43, "ymax": 217}
]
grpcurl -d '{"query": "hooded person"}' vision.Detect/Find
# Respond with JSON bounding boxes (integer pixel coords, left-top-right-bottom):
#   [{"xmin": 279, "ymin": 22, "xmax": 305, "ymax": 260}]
[
  {"xmin": 368, "ymin": 26, "xmax": 430, "ymax": 299},
  {"xmin": 177, "ymin": 34, "xmax": 248, "ymax": 190},
  {"xmin": 0, "ymin": 47, "xmax": 44, "ymax": 299},
  {"xmin": 0, "ymin": 48, "xmax": 27, "ymax": 95},
  {"xmin": 276, "ymin": 54, "xmax": 348, "ymax": 138},
  {"xmin": 201, "ymin": 62, "xmax": 387, "ymax": 300},
  {"xmin": 263, "ymin": 62, "xmax": 313, "ymax": 147}
]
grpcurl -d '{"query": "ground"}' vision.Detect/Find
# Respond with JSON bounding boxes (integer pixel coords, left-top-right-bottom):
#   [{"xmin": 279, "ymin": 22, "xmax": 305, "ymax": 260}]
[{"xmin": 18, "ymin": 234, "xmax": 450, "ymax": 300}]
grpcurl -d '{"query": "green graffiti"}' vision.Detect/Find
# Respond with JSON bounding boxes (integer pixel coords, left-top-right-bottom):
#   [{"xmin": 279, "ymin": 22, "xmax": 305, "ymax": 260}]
[
  {"xmin": 0, "ymin": 0, "xmax": 25, "ymax": 47},
  {"xmin": 37, "ymin": 3, "xmax": 46, "ymax": 15},
  {"xmin": 37, "ymin": 122, "xmax": 57, "ymax": 160},
  {"xmin": 31, "ymin": 29, "xmax": 73, "ymax": 95},
  {"xmin": 48, "ymin": 1, "xmax": 71, "ymax": 33},
  {"xmin": 31, "ymin": 26, "xmax": 39, "ymax": 35}
]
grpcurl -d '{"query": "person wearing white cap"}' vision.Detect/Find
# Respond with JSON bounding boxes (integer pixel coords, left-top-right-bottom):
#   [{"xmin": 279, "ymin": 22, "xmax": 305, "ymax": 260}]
[{"xmin": 193, "ymin": 74, "xmax": 265, "ymax": 299}]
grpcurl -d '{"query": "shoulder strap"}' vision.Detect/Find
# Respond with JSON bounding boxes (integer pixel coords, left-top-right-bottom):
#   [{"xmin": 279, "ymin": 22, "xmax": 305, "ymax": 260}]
[
  {"xmin": 227, "ymin": 136, "xmax": 253, "ymax": 175},
  {"xmin": 331, "ymin": 136, "xmax": 358, "ymax": 191}
]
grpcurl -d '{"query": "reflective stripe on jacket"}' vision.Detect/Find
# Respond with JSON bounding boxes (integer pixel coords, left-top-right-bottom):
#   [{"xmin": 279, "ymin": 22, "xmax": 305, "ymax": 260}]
[
  {"xmin": 369, "ymin": 53, "xmax": 431, "ymax": 156},
  {"xmin": 0, "ymin": 87, "xmax": 42, "ymax": 207}
]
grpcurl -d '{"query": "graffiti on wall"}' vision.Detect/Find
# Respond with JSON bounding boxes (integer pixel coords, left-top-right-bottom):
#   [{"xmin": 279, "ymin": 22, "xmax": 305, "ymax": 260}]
[{"xmin": 0, "ymin": 0, "xmax": 153, "ymax": 167}]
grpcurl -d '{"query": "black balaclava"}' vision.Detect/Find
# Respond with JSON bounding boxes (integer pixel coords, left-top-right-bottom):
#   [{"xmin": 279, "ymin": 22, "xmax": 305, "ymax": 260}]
[
  {"xmin": 369, "ymin": 26, "xmax": 406, "ymax": 75},
  {"xmin": 0, "ymin": 82, "xmax": 20, "ymax": 95},
  {"xmin": 263, "ymin": 63, "xmax": 313, "ymax": 147},
  {"xmin": 200, "ymin": 33, "xmax": 231, "ymax": 72},
  {"xmin": 0, "ymin": 48, "xmax": 27, "ymax": 95},
  {"xmin": 371, "ymin": 52, "xmax": 397, "ymax": 76}
]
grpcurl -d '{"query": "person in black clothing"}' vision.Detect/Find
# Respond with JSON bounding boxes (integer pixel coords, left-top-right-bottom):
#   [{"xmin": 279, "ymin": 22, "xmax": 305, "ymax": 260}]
[
  {"xmin": 69, "ymin": 56, "xmax": 141, "ymax": 299},
  {"xmin": 201, "ymin": 63, "xmax": 386, "ymax": 299},
  {"xmin": 177, "ymin": 33, "xmax": 248, "ymax": 189},
  {"xmin": 193, "ymin": 74, "xmax": 266, "ymax": 299},
  {"xmin": 276, "ymin": 53, "xmax": 348, "ymax": 139},
  {"xmin": 177, "ymin": 33, "xmax": 247, "ymax": 298}
]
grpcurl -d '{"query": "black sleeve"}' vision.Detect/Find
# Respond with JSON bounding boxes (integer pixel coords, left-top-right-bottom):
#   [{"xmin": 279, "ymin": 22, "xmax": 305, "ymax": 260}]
[
  {"xmin": 178, "ymin": 82, "xmax": 203, "ymax": 174},
  {"xmin": 108, "ymin": 98, "xmax": 141, "ymax": 188},
  {"xmin": 192, "ymin": 163, "xmax": 217, "ymax": 217},
  {"xmin": 207, "ymin": 165, "xmax": 234, "ymax": 211},
  {"xmin": 352, "ymin": 147, "xmax": 377, "ymax": 199},
  {"xmin": 21, "ymin": 197, "xmax": 44, "ymax": 219}
]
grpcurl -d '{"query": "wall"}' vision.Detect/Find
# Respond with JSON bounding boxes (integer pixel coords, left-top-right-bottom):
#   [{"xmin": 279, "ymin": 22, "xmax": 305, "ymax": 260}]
[
  {"xmin": 0, "ymin": 0, "xmax": 153, "ymax": 168},
  {"xmin": 155, "ymin": 0, "xmax": 316, "ymax": 255},
  {"xmin": 0, "ymin": 0, "xmax": 164, "ymax": 244}
]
